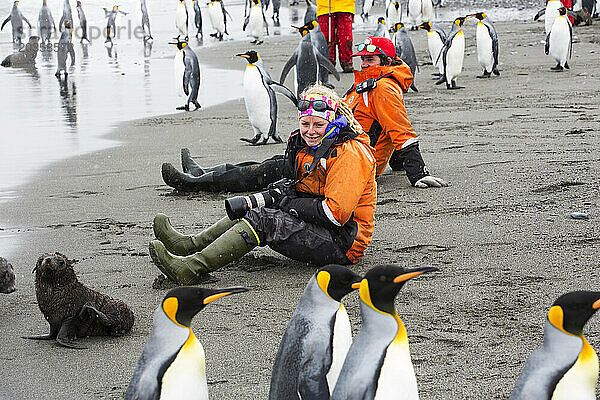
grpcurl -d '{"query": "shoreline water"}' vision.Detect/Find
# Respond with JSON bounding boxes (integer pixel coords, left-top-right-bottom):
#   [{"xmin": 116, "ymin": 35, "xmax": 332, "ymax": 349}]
[{"xmin": 0, "ymin": 18, "xmax": 599, "ymax": 399}]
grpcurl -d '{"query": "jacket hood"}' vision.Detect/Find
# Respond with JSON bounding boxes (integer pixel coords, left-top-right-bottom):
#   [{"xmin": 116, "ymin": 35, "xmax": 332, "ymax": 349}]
[{"xmin": 352, "ymin": 63, "xmax": 414, "ymax": 92}]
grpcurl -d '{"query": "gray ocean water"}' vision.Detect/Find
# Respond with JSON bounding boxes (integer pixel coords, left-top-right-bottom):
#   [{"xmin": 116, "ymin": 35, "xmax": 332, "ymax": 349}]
[{"xmin": 0, "ymin": 0, "xmax": 534, "ymax": 256}]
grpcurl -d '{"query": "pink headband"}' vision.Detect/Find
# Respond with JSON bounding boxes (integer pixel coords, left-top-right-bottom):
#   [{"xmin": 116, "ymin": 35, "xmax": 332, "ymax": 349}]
[{"xmin": 298, "ymin": 95, "xmax": 339, "ymax": 123}]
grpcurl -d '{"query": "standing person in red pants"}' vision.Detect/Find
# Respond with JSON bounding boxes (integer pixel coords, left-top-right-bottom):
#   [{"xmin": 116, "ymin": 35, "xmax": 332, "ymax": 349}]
[{"xmin": 317, "ymin": 0, "xmax": 355, "ymax": 73}]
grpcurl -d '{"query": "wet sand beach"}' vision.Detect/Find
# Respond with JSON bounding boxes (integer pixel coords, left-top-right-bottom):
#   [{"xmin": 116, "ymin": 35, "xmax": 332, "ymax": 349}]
[{"xmin": 1, "ymin": 18, "xmax": 600, "ymax": 400}]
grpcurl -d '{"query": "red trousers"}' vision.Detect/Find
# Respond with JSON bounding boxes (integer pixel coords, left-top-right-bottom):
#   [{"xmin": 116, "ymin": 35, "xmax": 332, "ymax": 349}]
[{"xmin": 317, "ymin": 13, "xmax": 354, "ymax": 65}]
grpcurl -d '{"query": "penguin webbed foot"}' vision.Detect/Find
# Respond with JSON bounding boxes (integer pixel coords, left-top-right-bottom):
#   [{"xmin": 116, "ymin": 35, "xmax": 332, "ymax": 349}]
[
  {"xmin": 434, "ymin": 76, "xmax": 446, "ymax": 85},
  {"xmin": 431, "ymin": 72, "xmax": 442, "ymax": 76},
  {"xmin": 492, "ymin": 68, "xmax": 500, "ymax": 76},
  {"xmin": 176, "ymin": 105, "xmax": 190, "ymax": 111},
  {"xmin": 193, "ymin": 102, "xmax": 201, "ymax": 111},
  {"xmin": 476, "ymin": 71, "xmax": 491, "ymax": 78},
  {"xmin": 240, "ymin": 136, "xmax": 261, "ymax": 144},
  {"xmin": 564, "ymin": 62, "xmax": 570, "ymax": 69},
  {"xmin": 550, "ymin": 63, "xmax": 564, "ymax": 72}
]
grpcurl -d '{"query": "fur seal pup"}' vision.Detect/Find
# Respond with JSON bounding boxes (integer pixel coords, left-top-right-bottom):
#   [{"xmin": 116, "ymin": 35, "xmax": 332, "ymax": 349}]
[
  {"xmin": 0, "ymin": 257, "xmax": 16, "ymax": 294},
  {"xmin": 22, "ymin": 252, "xmax": 134, "ymax": 349},
  {"xmin": 1, "ymin": 36, "xmax": 39, "ymax": 67}
]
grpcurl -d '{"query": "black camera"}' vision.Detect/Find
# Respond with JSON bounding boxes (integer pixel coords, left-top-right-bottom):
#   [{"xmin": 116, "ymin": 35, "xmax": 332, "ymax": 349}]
[{"xmin": 225, "ymin": 178, "xmax": 296, "ymax": 220}]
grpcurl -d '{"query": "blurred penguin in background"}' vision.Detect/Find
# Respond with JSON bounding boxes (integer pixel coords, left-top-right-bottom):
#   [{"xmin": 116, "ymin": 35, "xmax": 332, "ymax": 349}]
[
  {"xmin": 2, "ymin": 1, "xmax": 32, "ymax": 45},
  {"xmin": 38, "ymin": 0, "xmax": 56, "ymax": 45},
  {"xmin": 171, "ymin": 39, "xmax": 202, "ymax": 111}
]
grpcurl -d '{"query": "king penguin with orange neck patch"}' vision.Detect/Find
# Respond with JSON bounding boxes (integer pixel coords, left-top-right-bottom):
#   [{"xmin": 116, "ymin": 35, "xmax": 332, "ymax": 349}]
[
  {"xmin": 509, "ymin": 291, "xmax": 600, "ymax": 400},
  {"xmin": 331, "ymin": 264, "xmax": 438, "ymax": 400},
  {"xmin": 268, "ymin": 265, "xmax": 362, "ymax": 400},
  {"xmin": 124, "ymin": 286, "xmax": 248, "ymax": 400}
]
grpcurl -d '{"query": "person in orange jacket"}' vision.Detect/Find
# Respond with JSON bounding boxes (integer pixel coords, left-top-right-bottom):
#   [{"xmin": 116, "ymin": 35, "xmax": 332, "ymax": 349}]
[
  {"xmin": 150, "ymin": 84, "xmax": 376, "ymax": 284},
  {"xmin": 316, "ymin": 0, "xmax": 355, "ymax": 73},
  {"xmin": 345, "ymin": 36, "xmax": 447, "ymax": 188}
]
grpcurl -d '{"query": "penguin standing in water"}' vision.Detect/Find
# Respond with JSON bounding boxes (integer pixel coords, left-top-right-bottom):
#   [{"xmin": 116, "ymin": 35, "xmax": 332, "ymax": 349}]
[
  {"xmin": 389, "ymin": 22, "xmax": 419, "ymax": 92},
  {"xmin": 56, "ymin": 20, "xmax": 75, "ymax": 78},
  {"xmin": 374, "ymin": 17, "xmax": 390, "ymax": 39},
  {"xmin": 38, "ymin": 0, "xmax": 56, "ymax": 45},
  {"xmin": 436, "ymin": 15, "xmax": 469, "ymax": 89},
  {"xmin": 124, "ymin": 286, "xmax": 248, "ymax": 400},
  {"xmin": 171, "ymin": 39, "xmax": 201, "ymax": 111},
  {"xmin": 280, "ymin": 22, "xmax": 340, "ymax": 98},
  {"xmin": 104, "ymin": 6, "xmax": 127, "ymax": 39},
  {"xmin": 207, "ymin": 0, "xmax": 230, "ymax": 41},
  {"xmin": 76, "ymin": 1, "xmax": 88, "ymax": 43},
  {"xmin": 140, "ymin": 0, "xmax": 153, "ymax": 40},
  {"xmin": 385, "ymin": 0, "xmax": 402, "ymax": 24},
  {"xmin": 59, "ymin": 0, "xmax": 73, "ymax": 32},
  {"xmin": 331, "ymin": 265, "xmax": 438, "ymax": 400},
  {"xmin": 192, "ymin": 0, "xmax": 202, "ymax": 42},
  {"xmin": 418, "ymin": 21, "xmax": 446, "ymax": 77},
  {"xmin": 237, "ymin": 50, "xmax": 297, "ymax": 145},
  {"xmin": 1, "ymin": 1, "xmax": 32, "ymax": 45},
  {"xmin": 268, "ymin": 266, "xmax": 362, "ymax": 400},
  {"xmin": 546, "ymin": 7, "xmax": 572, "ymax": 72},
  {"xmin": 176, "ymin": 0, "xmax": 189, "ymax": 41},
  {"xmin": 509, "ymin": 291, "xmax": 600, "ymax": 400},
  {"xmin": 244, "ymin": 0, "xmax": 269, "ymax": 44},
  {"xmin": 468, "ymin": 12, "xmax": 499, "ymax": 78}
]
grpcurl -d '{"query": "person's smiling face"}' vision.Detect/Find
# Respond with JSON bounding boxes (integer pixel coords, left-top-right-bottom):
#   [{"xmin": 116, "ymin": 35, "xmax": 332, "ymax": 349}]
[
  {"xmin": 361, "ymin": 55, "xmax": 382, "ymax": 69},
  {"xmin": 300, "ymin": 115, "xmax": 328, "ymax": 147}
]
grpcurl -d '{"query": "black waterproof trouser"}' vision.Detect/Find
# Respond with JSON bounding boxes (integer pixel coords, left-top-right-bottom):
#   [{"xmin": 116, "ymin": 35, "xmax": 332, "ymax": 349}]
[{"xmin": 244, "ymin": 207, "xmax": 352, "ymax": 266}]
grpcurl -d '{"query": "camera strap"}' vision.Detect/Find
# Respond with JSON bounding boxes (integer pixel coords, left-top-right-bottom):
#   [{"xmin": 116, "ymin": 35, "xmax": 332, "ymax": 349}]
[{"xmin": 298, "ymin": 137, "xmax": 337, "ymax": 183}]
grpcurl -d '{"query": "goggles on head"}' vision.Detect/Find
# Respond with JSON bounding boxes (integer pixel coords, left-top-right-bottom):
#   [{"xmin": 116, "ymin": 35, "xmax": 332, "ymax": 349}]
[
  {"xmin": 298, "ymin": 95, "xmax": 339, "ymax": 123},
  {"xmin": 356, "ymin": 43, "xmax": 391, "ymax": 58}
]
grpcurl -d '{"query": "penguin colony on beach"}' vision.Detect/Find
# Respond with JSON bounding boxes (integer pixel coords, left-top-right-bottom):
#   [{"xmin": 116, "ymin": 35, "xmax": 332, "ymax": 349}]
[{"xmin": 120, "ymin": 266, "xmax": 600, "ymax": 399}]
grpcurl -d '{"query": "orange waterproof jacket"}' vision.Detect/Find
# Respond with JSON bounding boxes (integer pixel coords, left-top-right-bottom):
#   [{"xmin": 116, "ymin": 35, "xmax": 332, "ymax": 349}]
[
  {"xmin": 316, "ymin": 0, "xmax": 355, "ymax": 16},
  {"xmin": 344, "ymin": 63, "xmax": 419, "ymax": 177},
  {"xmin": 287, "ymin": 126, "xmax": 376, "ymax": 263}
]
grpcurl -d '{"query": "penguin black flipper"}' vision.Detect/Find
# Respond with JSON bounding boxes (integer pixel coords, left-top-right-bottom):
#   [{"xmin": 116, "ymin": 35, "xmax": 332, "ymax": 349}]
[
  {"xmin": 1, "ymin": 16, "xmax": 10, "ymax": 31},
  {"xmin": 280, "ymin": 51, "xmax": 298, "ymax": 84},
  {"xmin": 534, "ymin": 8, "xmax": 545, "ymax": 21},
  {"xmin": 545, "ymin": 32, "xmax": 550, "ymax": 55},
  {"xmin": 298, "ymin": 356, "xmax": 332, "ymax": 400},
  {"xmin": 268, "ymin": 81, "xmax": 297, "ymax": 105},
  {"xmin": 568, "ymin": 19, "xmax": 573, "ymax": 60},
  {"xmin": 315, "ymin": 51, "xmax": 340, "ymax": 81}
]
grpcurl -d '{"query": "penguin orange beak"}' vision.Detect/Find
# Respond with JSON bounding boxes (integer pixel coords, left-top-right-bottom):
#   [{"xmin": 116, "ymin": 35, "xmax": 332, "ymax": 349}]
[
  {"xmin": 393, "ymin": 266, "xmax": 439, "ymax": 283},
  {"xmin": 351, "ymin": 282, "xmax": 361, "ymax": 289},
  {"xmin": 593, "ymin": 299, "xmax": 600, "ymax": 310},
  {"xmin": 236, "ymin": 53, "xmax": 250, "ymax": 58},
  {"xmin": 203, "ymin": 286, "xmax": 249, "ymax": 305}
]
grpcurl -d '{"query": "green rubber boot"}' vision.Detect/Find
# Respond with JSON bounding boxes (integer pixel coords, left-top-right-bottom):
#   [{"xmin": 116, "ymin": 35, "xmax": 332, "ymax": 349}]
[
  {"xmin": 153, "ymin": 214, "xmax": 237, "ymax": 256},
  {"xmin": 149, "ymin": 219, "xmax": 260, "ymax": 285}
]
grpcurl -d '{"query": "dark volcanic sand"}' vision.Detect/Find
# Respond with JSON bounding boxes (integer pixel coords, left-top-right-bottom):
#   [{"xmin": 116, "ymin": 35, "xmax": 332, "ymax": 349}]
[{"xmin": 1, "ymin": 17, "xmax": 600, "ymax": 400}]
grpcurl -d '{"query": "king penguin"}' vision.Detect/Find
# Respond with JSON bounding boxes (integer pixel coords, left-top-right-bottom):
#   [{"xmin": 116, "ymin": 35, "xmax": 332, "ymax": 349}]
[
  {"xmin": 207, "ymin": 0, "xmax": 230, "ymax": 41},
  {"xmin": 268, "ymin": 265, "xmax": 362, "ymax": 400},
  {"xmin": 237, "ymin": 50, "xmax": 297, "ymax": 145},
  {"xmin": 38, "ymin": 0, "xmax": 56, "ymax": 45},
  {"xmin": 436, "ymin": 15, "xmax": 469, "ymax": 89},
  {"xmin": 418, "ymin": 21, "xmax": 446, "ymax": 77},
  {"xmin": 56, "ymin": 20, "xmax": 75, "ymax": 78},
  {"xmin": 509, "ymin": 291, "xmax": 600, "ymax": 400},
  {"xmin": 140, "ymin": 0, "xmax": 153, "ymax": 40},
  {"xmin": 192, "ymin": 0, "xmax": 202, "ymax": 42},
  {"xmin": 244, "ymin": 0, "xmax": 269, "ymax": 44},
  {"xmin": 1, "ymin": 1, "xmax": 32, "ymax": 45},
  {"xmin": 331, "ymin": 264, "xmax": 439, "ymax": 400},
  {"xmin": 374, "ymin": 17, "xmax": 390, "ymax": 39},
  {"xmin": 469, "ymin": 12, "xmax": 499, "ymax": 78},
  {"xmin": 546, "ymin": 7, "xmax": 572, "ymax": 72},
  {"xmin": 124, "ymin": 286, "xmax": 248, "ymax": 400},
  {"xmin": 280, "ymin": 21, "xmax": 340, "ymax": 98},
  {"xmin": 534, "ymin": 0, "xmax": 563, "ymax": 35},
  {"xmin": 76, "ymin": 1, "xmax": 88, "ymax": 43},
  {"xmin": 407, "ymin": 0, "xmax": 423, "ymax": 30},
  {"xmin": 303, "ymin": 1, "xmax": 332, "ymax": 88},
  {"xmin": 389, "ymin": 22, "xmax": 418, "ymax": 92},
  {"xmin": 171, "ymin": 39, "xmax": 202, "ymax": 111},
  {"xmin": 59, "ymin": 0, "xmax": 72, "ymax": 32},
  {"xmin": 176, "ymin": 0, "xmax": 189, "ymax": 41},
  {"xmin": 385, "ymin": 0, "xmax": 402, "ymax": 24}
]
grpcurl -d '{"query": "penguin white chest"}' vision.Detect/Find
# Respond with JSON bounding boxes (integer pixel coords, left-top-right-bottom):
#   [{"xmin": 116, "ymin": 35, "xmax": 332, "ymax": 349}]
[
  {"xmin": 326, "ymin": 304, "xmax": 353, "ymax": 393},
  {"xmin": 551, "ymin": 340, "xmax": 599, "ymax": 400},
  {"xmin": 160, "ymin": 332, "xmax": 208, "ymax": 400},
  {"xmin": 545, "ymin": 1, "xmax": 561, "ymax": 34},
  {"xmin": 476, "ymin": 23, "xmax": 494, "ymax": 72},
  {"xmin": 208, "ymin": 3, "xmax": 225, "ymax": 33},
  {"xmin": 408, "ymin": 0, "xmax": 422, "ymax": 24},
  {"xmin": 174, "ymin": 51, "xmax": 187, "ymax": 98},
  {"xmin": 421, "ymin": 0, "xmax": 433, "ymax": 22},
  {"xmin": 176, "ymin": 3, "xmax": 188, "ymax": 35},
  {"xmin": 374, "ymin": 338, "xmax": 418, "ymax": 400},
  {"xmin": 248, "ymin": 6, "xmax": 263, "ymax": 38},
  {"xmin": 445, "ymin": 31, "xmax": 465, "ymax": 83},
  {"xmin": 243, "ymin": 66, "xmax": 272, "ymax": 133},
  {"xmin": 426, "ymin": 31, "xmax": 444, "ymax": 70},
  {"xmin": 549, "ymin": 17, "xmax": 570, "ymax": 66}
]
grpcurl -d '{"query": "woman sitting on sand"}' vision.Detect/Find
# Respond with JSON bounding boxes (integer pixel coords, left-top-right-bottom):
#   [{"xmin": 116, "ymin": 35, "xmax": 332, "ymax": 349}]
[{"xmin": 149, "ymin": 84, "xmax": 376, "ymax": 284}]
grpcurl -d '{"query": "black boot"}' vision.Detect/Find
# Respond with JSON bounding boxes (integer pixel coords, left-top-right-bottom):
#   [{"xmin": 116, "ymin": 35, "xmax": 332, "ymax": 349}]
[{"xmin": 181, "ymin": 148, "xmax": 205, "ymax": 176}]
